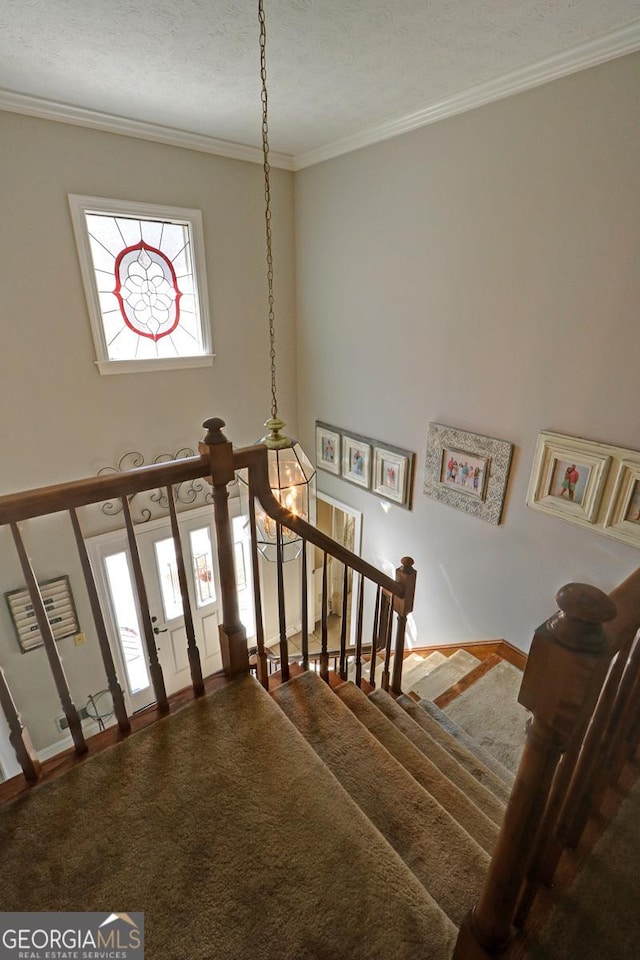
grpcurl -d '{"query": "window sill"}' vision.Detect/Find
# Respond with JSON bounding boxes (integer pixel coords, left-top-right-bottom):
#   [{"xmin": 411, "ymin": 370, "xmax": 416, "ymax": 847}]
[{"xmin": 96, "ymin": 355, "xmax": 215, "ymax": 375}]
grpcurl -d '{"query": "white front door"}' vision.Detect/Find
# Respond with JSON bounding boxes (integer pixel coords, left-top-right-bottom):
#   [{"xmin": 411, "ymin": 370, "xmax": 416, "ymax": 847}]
[
  {"xmin": 87, "ymin": 505, "xmax": 253, "ymax": 713},
  {"xmin": 135, "ymin": 512, "xmax": 223, "ymax": 698}
]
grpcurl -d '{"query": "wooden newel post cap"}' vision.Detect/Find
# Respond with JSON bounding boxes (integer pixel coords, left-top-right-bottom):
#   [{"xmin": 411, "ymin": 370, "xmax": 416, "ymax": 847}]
[
  {"xmin": 519, "ymin": 582, "xmax": 616, "ymax": 723},
  {"xmin": 549, "ymin": 583, "xmax": 616, "ymax": 655},
  {"xmin": 555, "ymin": 583, "xmax": 616, "ymax": 625},
  {"xmin": 400, "ymin": 557, "xmax": 416, "ymax": 573},
  {"xmin": 202, "ymin": 418, "xmax": 228, "ymax": 445}
]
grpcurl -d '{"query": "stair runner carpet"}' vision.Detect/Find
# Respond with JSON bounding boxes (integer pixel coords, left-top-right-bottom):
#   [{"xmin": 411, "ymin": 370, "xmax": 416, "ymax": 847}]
[
  {"xmin": 375, "ymin": 689, "xmax": 512, "ymax": 805},
  {"xmin": 444, "ymin": 659, "xmax": 529, "ymax": 773},
  {"xmin": 272, "ymin": 670, "xmax": 489, "ymax": 926},
  {"xmin": 334, "ymin": 680, "xmax": 500, "ymax": 854},
  {"xmin": 414, "ymin": 697, "xmax": 516, "ymax": 788},
  {"xmin": 0, "ymin": 675, "xmax": 457, "ymax": 960},
  {"xmin": 409, "ymin": 649, "xmax": 482, "ymax": 701}
]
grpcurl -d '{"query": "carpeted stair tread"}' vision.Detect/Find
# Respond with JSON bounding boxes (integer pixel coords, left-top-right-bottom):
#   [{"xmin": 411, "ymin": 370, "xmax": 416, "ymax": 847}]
[
  {"xmin": 372, "ymin": 689, "xmax": 506, "ymax": 823},
  {"xmin": 445, "ymin": 660, "xmax": 528, "ymax": 773},
  {"xmin": 272, "ymin": 670, "xmax": 489, "ymax": 925},
  {"xmin": 415, "ymin": 698, "xmax": 515, "ymax": 788},
  {"xmin": 382, "ymin": 694, "xmax": 513, "ymax": 807},
  {"xmin": 401, "ymin": 651, "xmax": 447, "ymax": 687},
  {"xmin": 335, "ymin": 680, "xmax": 499, "ymax": 854},
  {"xmin": 0, "ymin": 675, "xmax": 457, "ymax": 960},
  {"xmin": 410, "ymin": 650, "xmax": 482, "ymax": 700}
]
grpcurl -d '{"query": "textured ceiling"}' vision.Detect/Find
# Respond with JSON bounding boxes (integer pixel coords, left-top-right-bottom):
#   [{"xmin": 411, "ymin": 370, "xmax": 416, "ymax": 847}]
[{"xmin": 0, "ymin": 1, "xmax": 638, "ymax": 158}]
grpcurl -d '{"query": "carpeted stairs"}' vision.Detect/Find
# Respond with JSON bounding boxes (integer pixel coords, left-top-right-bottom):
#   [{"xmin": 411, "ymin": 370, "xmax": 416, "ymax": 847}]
[{"xmin": 0, "ymin": 648, "xmax": 545, "ymax": 959}]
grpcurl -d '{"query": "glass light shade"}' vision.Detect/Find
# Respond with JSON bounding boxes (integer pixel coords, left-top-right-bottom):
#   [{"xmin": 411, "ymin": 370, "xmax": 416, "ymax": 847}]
[{"xmin": 238, "ymin": 418, "xmax": 316, "ymax": 562}]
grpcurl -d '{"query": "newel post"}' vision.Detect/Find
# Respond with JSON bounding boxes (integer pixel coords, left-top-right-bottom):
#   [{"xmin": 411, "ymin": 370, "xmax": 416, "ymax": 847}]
[
  {"xmin": 454, "ymin": 583, "xmax": 615, "ymax": 958},
  {"xmin": 390, "ymin": 557, "xmax": 417, "ymax": 695},
  {"xmin": 200, "ymin": 418, "xmax": 250, "ymax": 677}
]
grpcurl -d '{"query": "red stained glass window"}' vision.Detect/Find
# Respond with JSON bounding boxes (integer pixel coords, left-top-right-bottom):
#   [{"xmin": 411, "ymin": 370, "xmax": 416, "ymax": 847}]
[{"xmin": 69, "ymin": 197, "xmax": 212, "ymax": 371}]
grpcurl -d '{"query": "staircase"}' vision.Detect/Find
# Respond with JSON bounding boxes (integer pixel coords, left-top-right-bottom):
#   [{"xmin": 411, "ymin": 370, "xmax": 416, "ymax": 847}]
[
  {"xmin": 0, "ymin": 650, "xmax": 526, "ymax": 960},
  {"xmin": 2, "ymin": 420, "xmax": 640, "ymax": 959}
]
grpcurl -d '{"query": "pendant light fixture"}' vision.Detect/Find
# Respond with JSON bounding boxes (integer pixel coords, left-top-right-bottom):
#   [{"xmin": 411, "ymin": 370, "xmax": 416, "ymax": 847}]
[{"xmin": 240, "ymin": 0, "xmax": 315, "ymax": 562}]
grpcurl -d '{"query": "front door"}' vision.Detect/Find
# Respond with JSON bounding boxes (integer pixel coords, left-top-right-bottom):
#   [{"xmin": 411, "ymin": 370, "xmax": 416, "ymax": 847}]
[{"xmin": 87, "ymin": 505, "xmax": 253, "ymax": 713}]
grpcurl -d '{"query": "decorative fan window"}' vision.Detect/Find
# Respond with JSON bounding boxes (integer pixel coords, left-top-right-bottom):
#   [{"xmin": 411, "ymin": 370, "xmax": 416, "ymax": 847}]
[{"xmin": 69, "ymin": 196, "xmax": 213, "ymax": 374}]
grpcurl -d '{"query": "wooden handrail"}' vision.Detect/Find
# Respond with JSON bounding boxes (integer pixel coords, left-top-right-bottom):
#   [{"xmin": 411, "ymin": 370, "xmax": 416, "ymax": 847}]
[
  {"xmin": 454, "ymin": 582, "xmax": 616, "ymax": 958},
  {"xmin": 0, "ymin": 456, "xmax": 210, "ymax": 522},
  {"xmin": 0, "ymin": 431, "xmax": 403, "ymax": 602},
  {"xmin": 0, "ymin": 416, "xmax": 414, "ymax": 783}
]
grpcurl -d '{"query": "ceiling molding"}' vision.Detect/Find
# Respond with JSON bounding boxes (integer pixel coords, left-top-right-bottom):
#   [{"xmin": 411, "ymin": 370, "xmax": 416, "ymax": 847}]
[
  {"xmin": 292, "ymin": 20, "xmax": 640, "ymax": 170},
  {"xmin": 0, "ymin": 89, "xmax": 294, "ymax": 171},
  {"xmin": 0, "ymin": 19, "xmax": 638, "ymax": 173}
]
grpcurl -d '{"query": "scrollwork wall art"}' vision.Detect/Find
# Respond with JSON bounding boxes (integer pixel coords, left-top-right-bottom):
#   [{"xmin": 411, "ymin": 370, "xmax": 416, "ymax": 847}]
[{"xmin": 98, "ymin": 448, "xmax": 213, "ymax": 523}]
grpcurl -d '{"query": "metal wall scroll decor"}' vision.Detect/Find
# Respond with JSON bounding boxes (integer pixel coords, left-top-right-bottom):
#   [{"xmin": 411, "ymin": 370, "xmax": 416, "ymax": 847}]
[{"xmin": 98, "ymin": 448, "xmax": 213, "ymax": 523}]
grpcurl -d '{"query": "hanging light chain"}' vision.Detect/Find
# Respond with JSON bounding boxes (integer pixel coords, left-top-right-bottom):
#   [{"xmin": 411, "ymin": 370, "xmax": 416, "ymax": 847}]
[{"xmin": 259, "ymin": 0, "xmax": 278, "ymax": 420}]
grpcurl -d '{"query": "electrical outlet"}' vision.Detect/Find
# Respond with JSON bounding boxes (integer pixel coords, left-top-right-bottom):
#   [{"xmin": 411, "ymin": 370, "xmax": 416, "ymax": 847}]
[{"xmin": 56, "ymin": 706, "xmax": 90, "ymax": 730}]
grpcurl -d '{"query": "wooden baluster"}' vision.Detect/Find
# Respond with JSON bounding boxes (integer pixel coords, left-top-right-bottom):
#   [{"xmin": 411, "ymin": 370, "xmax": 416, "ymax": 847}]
[
  {"xmin": 69, "ymin": 508, "xmax": 131, "ymax": 733},
  {"xmin": 453, "ymin": 583, "xmax": 616, "ymax": 958},
  {"xmin": 593, "ymin": 635, "xmax": 640, "ymax": 794},
  {"xmin": 10, "ymin": 522, "xmax": 88, "ymax": 755},
  {"xmin": 275, "ymin": 523, "xmax": 289, "ymax": 681},
  {"xmin": 339, "ymin": 564, "xmax": 349, "ymax": 680},
  {"xmin": 121, "ymin": 497, "xmax": 169, "ymax": 714},
  {"xmin": 517, "ymin": 629, "xmax": 623, "ymax": 913},
  {"xmin": 301, "ymin": 538, "xmax": 309, "ymax": 671},
  {"xmin": 320, "ymin": 552, "xmax": 329, "ymax": 682},
  {"xmin": 369, "ymin": 587, "xmax": 381, "ymax": 686},
  {"xmin": 391, "ymin": 558, "xmax": 417, "ymax": 695},
  {"xmin": 381, "ymin": 592, "xmax": 393, "ymax": 692},
  {"xmin": 199, "ymin": 418, "xmax": 249, "ymax": 676},
  {"xmin": 553, "ymin": 636, "xmax": 637, "ymax": 855},
  {"xmin": 166, "ymin": 487, "xmax": 204, "ymax": 697},
  {"xmin": 354, "ymin": 575, "xmax": 364, "ymax": 687},
  {"xmin": 247, "ymin": 477, "xmax": 268, "ymax": 688},
  {"xmin": 0, "ymin": 666, "xmax": 41, "ymax": 782}
]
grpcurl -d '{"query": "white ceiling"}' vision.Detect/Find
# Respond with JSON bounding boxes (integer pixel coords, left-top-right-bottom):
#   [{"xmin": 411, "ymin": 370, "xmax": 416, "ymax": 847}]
[{"xmin": 0, "ymin": 1, "xmax": 639, "ymax": 167}]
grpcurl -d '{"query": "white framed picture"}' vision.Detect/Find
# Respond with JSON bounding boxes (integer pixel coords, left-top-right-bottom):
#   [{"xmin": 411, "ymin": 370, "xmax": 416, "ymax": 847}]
[
  {"xmin": 372, "ymin": 446, "xmax": 413, "ymax": 508},
  {"xmin": 341, "ymin": 435, "xmax": 371, "ymax": 489},
  {"xmin": 315, "ymin": 422, "xmax": 341, "ymax": 475},
  {"xmin": 526, "ymin": 432, "xmax": 611, "ymax": 527}
]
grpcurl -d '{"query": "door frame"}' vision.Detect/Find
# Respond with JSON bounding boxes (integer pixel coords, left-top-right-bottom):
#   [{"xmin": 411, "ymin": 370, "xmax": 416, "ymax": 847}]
[
  {"xmin": 316, "ymin": 492, "xmax": 363, "ymax": 646},
  {"xmin": 85, "ymin": 502, "xmax": 244, "ymax": 712}
]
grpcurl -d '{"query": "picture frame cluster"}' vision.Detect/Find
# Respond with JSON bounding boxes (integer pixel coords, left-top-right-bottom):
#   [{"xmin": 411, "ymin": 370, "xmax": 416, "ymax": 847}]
[
  {"xmin": 527, "ymin": 431, "xmax": 640, "ymax": 547},
  {"xmin": 315, "ymin": 421, "xmax": 415, "ymax": 510}
]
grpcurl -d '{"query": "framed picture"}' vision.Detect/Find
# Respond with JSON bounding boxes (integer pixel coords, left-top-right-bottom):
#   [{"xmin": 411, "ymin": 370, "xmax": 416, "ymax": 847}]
[
  {"xmin": 372, "ymin": 445, "xmax": 414, "ymax": 509},
  {"xmin": 424, "ymin": 423, "xmax": 513, "ymax": 524},
  {"xmin": 5, "ymin": 575, "xmax": 80, "ymax": 653},
  {"xmin": 440, "ymin": 447, "xmax": 489, "ymax": 501},
  {"xmin": 341, "ymin": 435, "xmax": 372, "ymax": 489},
  {"xmin": 603, "ymin": 459, "xmax": 640, "ymax": 547},
  {"xmin": 315, "ymin": 422, "xmax": 341, "ymax": 475},
  {"xmin": 526, "ymin": 432, "xmax": 611, "ymax": 527}
]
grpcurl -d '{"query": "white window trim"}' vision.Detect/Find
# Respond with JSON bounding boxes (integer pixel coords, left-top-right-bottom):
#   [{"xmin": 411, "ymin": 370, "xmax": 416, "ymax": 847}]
[{"xmin": 68, "ymin": 194, "xmax": 214, "ymax": 374}]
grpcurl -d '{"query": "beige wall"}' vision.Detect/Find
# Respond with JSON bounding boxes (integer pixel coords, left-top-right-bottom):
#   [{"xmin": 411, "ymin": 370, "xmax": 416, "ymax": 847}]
[
  {"xmin": 294, "ymin": 53, "xmax": 640, "ymax": 652},
  {"xmin": 0, "ymin": 112, "xmax": 297, "ymax": 753}
]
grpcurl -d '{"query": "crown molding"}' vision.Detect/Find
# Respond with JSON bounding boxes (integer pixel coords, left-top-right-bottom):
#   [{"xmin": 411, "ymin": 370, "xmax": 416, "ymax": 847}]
[
  {"xmin": 0, "ymin": 89, "xmax": 294, "ymax": 171},
  {"xmin": 293, "ymin": 20, "xmax": 640, "ymax": 170},
  {"xmin": 1, "ymin": 20, "xmax": 638, "ymax": 173}
]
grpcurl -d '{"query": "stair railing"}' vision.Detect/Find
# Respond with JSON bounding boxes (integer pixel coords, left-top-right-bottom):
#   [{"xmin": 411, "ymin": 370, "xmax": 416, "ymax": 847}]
[
  {"xmin": 453, "ymin": 582, "xmax": 617, "ymax": 958},
  {"xmin": 200, "ymin": 418, "xmax": 417, "ymax": 693},
  {"xmin": 0, "ymin": 416, "xmax": 416, "ymax": 786}
]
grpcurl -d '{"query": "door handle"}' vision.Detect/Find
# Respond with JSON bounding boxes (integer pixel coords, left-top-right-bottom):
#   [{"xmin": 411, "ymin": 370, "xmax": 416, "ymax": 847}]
[{"xmin": 153, "ymin": 625, "xmax": 168, "ymax": 635}]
